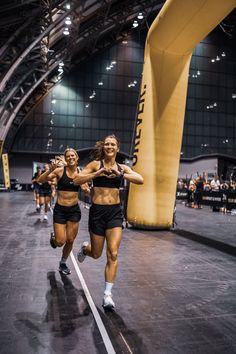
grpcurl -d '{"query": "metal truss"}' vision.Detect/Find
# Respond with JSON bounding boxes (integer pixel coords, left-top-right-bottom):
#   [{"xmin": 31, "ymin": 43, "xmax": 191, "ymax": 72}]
[{"xmin": 0, "ymin": 0, "xmax": 80, "ymax": 145}]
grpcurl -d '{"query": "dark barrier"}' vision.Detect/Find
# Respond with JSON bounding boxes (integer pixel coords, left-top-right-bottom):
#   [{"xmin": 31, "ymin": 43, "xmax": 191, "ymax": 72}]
[
  {"xmin": 176, "ymin": 189, "xmax": 236, "ymax": 210},
  {"xmin": 176, "ymin": 190, "xmax": 188, "ymax": 199}
]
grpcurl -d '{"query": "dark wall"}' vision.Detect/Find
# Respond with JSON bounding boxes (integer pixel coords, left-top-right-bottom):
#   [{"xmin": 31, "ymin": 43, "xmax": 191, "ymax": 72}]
[
  {"xmin": 11, "ymin": 34, "xmax": 145, "ymax": 156},
  {"xmin": 9, "ymin": 25, "xmax": 236, "ymax": 160}
]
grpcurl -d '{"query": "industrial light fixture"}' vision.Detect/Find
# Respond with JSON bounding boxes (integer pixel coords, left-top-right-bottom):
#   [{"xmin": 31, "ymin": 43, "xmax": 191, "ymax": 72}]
[
  {"xmin": 63, "ymin": 28, "xmax": 70, "ymax": 35},
  {"xmin": 137, "ymin": 12, "xmax": 143, "ymax": 19}
]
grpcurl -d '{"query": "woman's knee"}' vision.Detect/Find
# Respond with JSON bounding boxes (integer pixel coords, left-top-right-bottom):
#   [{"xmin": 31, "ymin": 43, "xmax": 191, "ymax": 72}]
[
  {"xmin": 107, "ymin": 250, "xmax": 118, "ymax": 262},
  {"xmin": 56, "ymin": 240, "xmax": 65, "ymax": 247},
  {"xmin": 91, "ymin": 251, "xmax": 102, "ymax": 259}
]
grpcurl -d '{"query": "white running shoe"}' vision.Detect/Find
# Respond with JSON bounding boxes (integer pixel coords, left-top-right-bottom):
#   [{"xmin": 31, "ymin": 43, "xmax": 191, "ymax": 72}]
[
  {"xmin": 43, "ymin": 214, "xmax": 48, "ymax": 221},
  {"xmin": 103, "ymin": 293, "xmax": 115, "ymax": 309},
  {"xmin": 77, "ymin": 241, "xmax": 89, "ymax": 263}
]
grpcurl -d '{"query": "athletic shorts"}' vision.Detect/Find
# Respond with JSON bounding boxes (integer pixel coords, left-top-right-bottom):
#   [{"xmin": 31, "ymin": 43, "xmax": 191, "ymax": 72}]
[
  {"xmin": 53, "ymin": 203, "xmax": 81, "ymax": 224},
  {"xmin": 39, "ymin": 189, "xmax": 51, "ymax": 197},
  {"xmin": 89, "ymin": 203, "xmax": 123, "ymax": 237},
  {"xmin": 34, "ymin": 184, "xmax": 40, "ymax": 193}
]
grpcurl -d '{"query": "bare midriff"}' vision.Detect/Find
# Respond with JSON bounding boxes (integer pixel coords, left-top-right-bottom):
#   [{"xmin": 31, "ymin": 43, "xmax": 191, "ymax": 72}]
[
  {"xmin": 57, "ymin": 190, "xmax": 79, "ymax": 206},
  {"xmin": 92, "ymin": 187, "xmax": 120, "ymax": 205}
]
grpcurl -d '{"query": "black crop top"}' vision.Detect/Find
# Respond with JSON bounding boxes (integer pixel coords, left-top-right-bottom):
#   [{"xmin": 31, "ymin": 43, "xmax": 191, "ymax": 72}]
[
  {"xmin": 57, "ymin": 167, "xmax": 80, "ymax": 192},
  {"xmin": 93, "ymin": 160, "xmax": 123, "ymax": 189}
]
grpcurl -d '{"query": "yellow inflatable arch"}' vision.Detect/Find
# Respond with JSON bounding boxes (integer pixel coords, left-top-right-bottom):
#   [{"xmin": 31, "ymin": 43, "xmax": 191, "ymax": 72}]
[{"xmin": 127, "ymin": 0, "xmax": 236, "ymax": 229}]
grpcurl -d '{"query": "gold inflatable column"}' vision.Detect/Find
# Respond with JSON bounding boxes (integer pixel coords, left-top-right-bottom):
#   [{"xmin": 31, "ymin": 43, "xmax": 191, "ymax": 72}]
[{"xmin": 127, "ymin": 0, "xmax": 236, "ymax": 229}]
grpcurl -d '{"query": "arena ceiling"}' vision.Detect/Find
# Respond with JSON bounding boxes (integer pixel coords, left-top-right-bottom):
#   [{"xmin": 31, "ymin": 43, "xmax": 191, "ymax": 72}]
[{"xmin": 0, "ymin": 0, "xmax": 235, "ymax": 152}]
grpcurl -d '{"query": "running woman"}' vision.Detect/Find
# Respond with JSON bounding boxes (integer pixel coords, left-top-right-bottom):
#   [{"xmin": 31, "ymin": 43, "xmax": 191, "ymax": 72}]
[
  {"xmin": 74, "ymin": 135, "xmax": 143, "ymax": 308},
  {"xmin": 38, "ymin": 148, "xmax": 89, "ymax": 275}
]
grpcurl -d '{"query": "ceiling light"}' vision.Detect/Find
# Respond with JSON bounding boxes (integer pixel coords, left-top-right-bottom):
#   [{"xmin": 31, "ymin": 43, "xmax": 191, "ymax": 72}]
[
  {"xmin": 65, "ymin": 18, "xmax": 72, "ymax": 25},
  {"xmin": 63, "ymin": 28, "xmax": 70, "ymax": 35}
]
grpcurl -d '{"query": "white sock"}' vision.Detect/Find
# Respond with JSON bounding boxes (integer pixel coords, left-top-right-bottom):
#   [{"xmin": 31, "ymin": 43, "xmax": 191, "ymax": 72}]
[
  {"xmin": 104, "ymin": 282, "xmax": 113, "ymax": 295},
  {"xmin": 60, "ymin": 257, "xmax": 67, "ymax": 264}
]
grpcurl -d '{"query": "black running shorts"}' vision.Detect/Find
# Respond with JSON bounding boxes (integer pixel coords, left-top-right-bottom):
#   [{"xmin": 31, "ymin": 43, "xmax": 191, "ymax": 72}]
[
  {"xmin": 53, "ymin": 203, "xmax": 81, "ymax": 224},
  {"xmin": 39, "ymin": 189, "xmax": 51, "ymax": 197},
  {"xmin": 89, "ymin": 203, "xmax": 123, "ymax": 237}
]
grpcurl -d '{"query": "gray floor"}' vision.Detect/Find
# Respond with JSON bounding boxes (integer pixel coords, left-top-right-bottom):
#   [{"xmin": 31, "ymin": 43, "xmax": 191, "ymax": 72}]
[
  {"xmin": 175, "ymin": 202, "xmax": 236, "ymax": 254},
  {"xmin": 0, "ymin": 192, "xmax": 236, "ymax": 354}
]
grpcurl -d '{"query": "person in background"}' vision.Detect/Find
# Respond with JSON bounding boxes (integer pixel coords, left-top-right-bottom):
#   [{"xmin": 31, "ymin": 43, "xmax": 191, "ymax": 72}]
[
  {"xmin": 194, "ymin": 175, "xmax": 204, "ymax": 209},
  {"xmin": 210, "ymin": 175, "xmax": 220, "ymax": 191},
  {"xmin": 32, "ymin": 166, "xmax": 41, "ymax": 212},
  {"xmin": 38, "ymin": 163, "xmax": 53, "ymax": 221},
  {"xmin": 73, "ymin": 134, "xmax": 144, "ymax": 309}
]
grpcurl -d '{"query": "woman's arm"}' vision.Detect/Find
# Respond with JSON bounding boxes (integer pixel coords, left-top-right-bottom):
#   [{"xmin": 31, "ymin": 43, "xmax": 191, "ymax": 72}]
[
  {"xmin": 37, "ymin": 165, "xmax": 62, "ymax": 184},
  {"xmin": 73, "ymin": 161, "xmax": 105, "ymax": 185},
  {"xmin": 113, "ymin": 164, "xmax": 144, "ymax": 185}
]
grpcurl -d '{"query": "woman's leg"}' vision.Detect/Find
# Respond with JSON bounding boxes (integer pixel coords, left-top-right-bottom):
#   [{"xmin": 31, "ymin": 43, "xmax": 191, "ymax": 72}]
[
  {"xmin": 102, "ymin": 227, "xmax": 122, "ymax": 308},
  {"xmin": 58, "ymin": 221, "xmax": 79, "ymax": 275},
  {"xmin": 85, "ymin": 232, "xmax": 105, "ymax": 258},
  {"xmin": 43, "ymin": 195, "xmax": 50, "ymax": 220},
  {"xmin": 105, "ymin": 227, "xmax": 122, "ymax": 283},
  {"xmin": 53, "ymin": 222, "xmax": 67, "ymax": 247},
  {"xmin": 62, "ymin": 221, "xmax": 79, "ymax": 259}
]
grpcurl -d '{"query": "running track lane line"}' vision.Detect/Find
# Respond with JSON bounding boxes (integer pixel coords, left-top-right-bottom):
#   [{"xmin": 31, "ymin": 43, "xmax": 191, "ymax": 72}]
[{"xmin": 70, "ymin": 252, "xmax": 116, "ymax": 354}]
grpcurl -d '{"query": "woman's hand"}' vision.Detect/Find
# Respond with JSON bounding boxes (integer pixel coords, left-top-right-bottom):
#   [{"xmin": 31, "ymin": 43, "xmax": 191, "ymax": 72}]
[
  {"xmin": 50, "ymin": 155, "xmax": 66, "ymax": 170},
  {"xmin": 109, "ymin": 167, "xmax": 124, "ymax": 178},
  {"xmin": 81, "ymin": 182, "xmax": 91, "ymax": 195},
  {"xmin": 94, "ymin": 167, "xmax": 107, "ymax": 177}
]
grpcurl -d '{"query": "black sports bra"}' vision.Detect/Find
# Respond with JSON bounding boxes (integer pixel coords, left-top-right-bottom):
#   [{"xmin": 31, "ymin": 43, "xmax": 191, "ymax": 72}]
[
  {"xmin": 57, "ymin": 167, "xmax": 80, "ymax": 192},
  {"xmin": 93, "ymin": 160, "xmax": 123, "ymax": 189}
]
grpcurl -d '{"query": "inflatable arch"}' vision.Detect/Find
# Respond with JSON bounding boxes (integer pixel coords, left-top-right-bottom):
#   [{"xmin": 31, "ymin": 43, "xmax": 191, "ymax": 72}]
[{"xmin": 127, "ymin": 0, "xmax": 236, "ymax": 229}]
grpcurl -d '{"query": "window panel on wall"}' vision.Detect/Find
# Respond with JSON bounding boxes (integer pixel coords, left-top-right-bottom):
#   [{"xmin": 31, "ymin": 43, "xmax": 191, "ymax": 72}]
[
  {"xmin": 68, "ymin": 101, "xmax": 77, "ymax": 115},
  {"xmin": 210, "ymin": 126, "xmax": 218, "ymax": 136},
  {"xmin": 107, "ymin": 118, "xmax": 116, "ymax": 130},
  {"xmin": 67, "ymin": 128, "xmax": 76, "ymax": 139},
  {"xmin": 55, "ymin": 114, "xmax": 68, "ymax": 127},
  {"xmin": 115, "ymin": 120, "xmax": 123, "ymax": 129},
  {"xmin": 91, "ymin": 118, "xmax": 100, "ymax": 129},
  {"xmin": 187, "ymin": 98, "xmax": 195, "ymax": 110},
  {"xmin": 195, "ymin": 111, "xmax": 203, "ymax": 125},
  {"xmin": 188, "ymin": 125, "xmax": 195, "ymax": 134},
  {"xmin": 91, "ymin": 102, "xmax": 99, "ymax": 117},
  {"xmin": 196, "ymin": 125, "xmax": 203, "ymax": 135},
  {"xmin": 188, "ymin": 83, "xmax": 196, "ymax": 97},
  {"xmin": 100, "ymin": 102, "xmax": 109, "ymax": 117},
  {"xmin": 76, "ymin": 129, "xmax": 83, "ymax": 140}
]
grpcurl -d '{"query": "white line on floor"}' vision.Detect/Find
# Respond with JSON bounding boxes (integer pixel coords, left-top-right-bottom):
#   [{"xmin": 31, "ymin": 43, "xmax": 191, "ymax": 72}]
[{"xmin": 70, "ymin": 252, "xmax": 116, "ymax": 354}]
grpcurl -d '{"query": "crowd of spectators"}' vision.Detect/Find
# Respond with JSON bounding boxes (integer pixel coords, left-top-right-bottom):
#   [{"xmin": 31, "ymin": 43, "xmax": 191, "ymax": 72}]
[{"xmin": 177, "ymin": 174, "xmax": 236, "ymax": 210}]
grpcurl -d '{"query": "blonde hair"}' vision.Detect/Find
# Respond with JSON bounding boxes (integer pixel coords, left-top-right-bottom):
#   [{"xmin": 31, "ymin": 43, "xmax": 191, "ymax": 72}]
[{"xmin": 64, "ymin": 148, "xmax": 79, "ymax": 159}]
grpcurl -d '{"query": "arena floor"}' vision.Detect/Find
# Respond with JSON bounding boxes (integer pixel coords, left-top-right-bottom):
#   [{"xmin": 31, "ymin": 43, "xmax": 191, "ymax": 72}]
[{"xmin": 0, "ymin": 192, "xmax": 235, "ymax": 354}]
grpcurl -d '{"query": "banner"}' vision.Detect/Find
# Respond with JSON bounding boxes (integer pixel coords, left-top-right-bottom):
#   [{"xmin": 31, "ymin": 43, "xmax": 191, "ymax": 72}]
[{"xmin": 2, "ymin": 153, "xmax": 10, "ymax": 189}]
